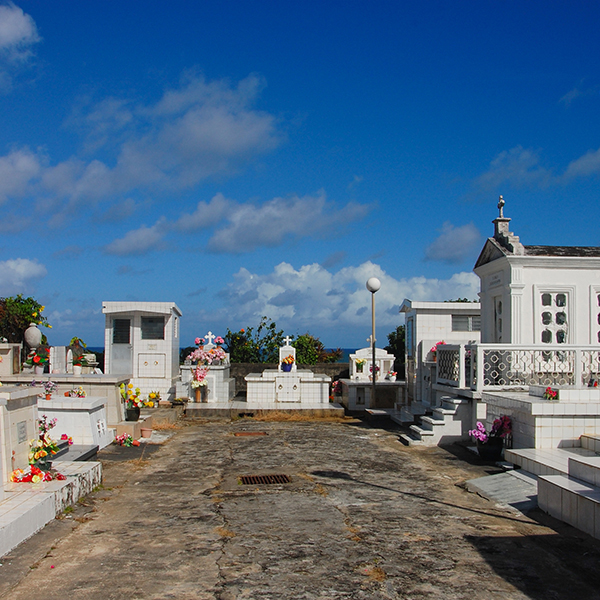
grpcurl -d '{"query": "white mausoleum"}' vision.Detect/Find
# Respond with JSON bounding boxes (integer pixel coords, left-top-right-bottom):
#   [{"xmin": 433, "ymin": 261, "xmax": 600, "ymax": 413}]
[{"xmin": 102, "ymin": 301, "xmax": 182, "ymax": 400}]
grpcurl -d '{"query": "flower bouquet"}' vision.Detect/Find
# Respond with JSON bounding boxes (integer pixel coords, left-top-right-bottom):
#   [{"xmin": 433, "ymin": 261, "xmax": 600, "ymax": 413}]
[
  {"xmin": 25, "ymin": 347, "xmax": 49, "ymax": 372},
  {"xmin": 469, "ymin": 415, "xmax": 512, "ymax": 460},
  {"xmin": 10, "ymin": 465, "xmax": 66, "ymax": 483},
  {"xmin": 543, "ymin": 386, "xmax": 559, "ymax": 401},
  {"xmin": 41, "ymin": 380, "xmax": 58, "ymax": 399},
  {"xmin": 385, "ymin": 370, "xmax": 397, "ymax": 381},
  {"xmin": 120, "ymin": 383, "xmax": 142, "ymax": 408},
  {"xmin": 66, "ymin": 386, "xmax": 86, "ymax": 397},
  {"xmin": 355, "ymin": 358, "xmax": 366, "ymax": 372},
  {"xmin": 430, "ymin": 341, "xmax": 446, "ymax": 361},
  {"xmin": 145, "ymin": 391, "xmax": 161, "ymax": 407},
  {"xmin": 115, "ymin": 433, "xmax": 140, "ymax": 447},
  {"xmin": 29, "ymin": 414, "xmax": 60, "ymax": 469},
  {"xmin": 281, "ymin": 354, "xmax": 295, "ymax": 372}
]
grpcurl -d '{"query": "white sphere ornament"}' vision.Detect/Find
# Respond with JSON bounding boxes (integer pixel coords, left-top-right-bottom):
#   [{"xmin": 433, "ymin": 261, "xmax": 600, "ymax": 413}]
[{"xmin": 366, "ymin": 277, "xmax": 381, "ymax": 293}]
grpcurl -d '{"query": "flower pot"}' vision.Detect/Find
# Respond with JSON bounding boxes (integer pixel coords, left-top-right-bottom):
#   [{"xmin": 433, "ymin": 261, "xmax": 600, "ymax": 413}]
[
  {"xmin": 73, "ymin": 365, "xmax": 82, "ymax": 375},
  {"xmin": 281, "ymin": 363, "xmax": 293, "ymax": 372},
  {"xmin": 125, "ymin": 407, "xmax": 141, "ymax": 422},
  {"xmin": 140, "ymin": 427, "xmax": 152, "ymax": 438},
  {"xmin": 477, "ymin": 437, "xmax": 504, "ymax": 461},
  {"xmin": 36, "ymin": 459, "xmax": 52, "ymax": 472},
  {"xmin": 35, "ymin": 365, "xmax": 44, "ymax": 375},
  {"xmin": 45, "ymin": 393, "xmax": 52, "ymax": 401}
]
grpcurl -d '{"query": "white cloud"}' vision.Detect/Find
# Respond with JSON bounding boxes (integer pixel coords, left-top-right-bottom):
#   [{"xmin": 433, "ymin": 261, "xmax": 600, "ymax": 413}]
[
  {"xmin": 212, "ymin": 261, "xmax": 479, "ymax": 332},
  {"xmin": 52, "ymin": 73, "xmax": 282, "ymax": 203},
  {"xmin": 564, "ymin": 148, "xmax": 600, "ymax": 179},
  {"xmin": 174, "ymin": 193, "xmax": 232, "ymax": 232},
  {"xmin": 208, "ymin": 192, "xmax": 369, "ymax": 253},
  {"xmin": 0, "ymin": 3, "xmax": 40, "ymax": 92},
  {"xmin": 103, "ymin": 219, "xmax": 169, "ymax": 255},
  {"xmin": 0, "ymin": 148, "xmax": 41, "ymax": 203},
  {"xmin": 425, "ymin": 222, "xmax": 481, "ymax": 263},
  {"xmin": 0, "ymin": 3, "xmax": 39, "ymax": 60},
  {"xmin": 0, "ymin": 257, "xmax": 46, "ymax": 292},
  {"xmin": 471, "ymin": 146, "xmax": 553, "ymax": 195}
]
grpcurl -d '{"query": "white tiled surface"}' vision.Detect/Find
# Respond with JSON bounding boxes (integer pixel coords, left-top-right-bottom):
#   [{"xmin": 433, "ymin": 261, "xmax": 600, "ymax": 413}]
[
  {"xmin": 0, "ymin": 460, "xmax": 101, "ymax": 558},
  {"xmin": 505, "ymin": 447, "xmax": 597, "ymax": 476},
  {"xmin": 245, "ymin": 369, "xmax": 331, "ymax": 407}
]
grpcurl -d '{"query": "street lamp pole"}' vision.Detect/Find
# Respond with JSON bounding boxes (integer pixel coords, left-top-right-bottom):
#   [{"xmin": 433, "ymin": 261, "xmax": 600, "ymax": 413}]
[{"xmin": 366, "ymin": 277, "xmax": 381, "ymax": 407}]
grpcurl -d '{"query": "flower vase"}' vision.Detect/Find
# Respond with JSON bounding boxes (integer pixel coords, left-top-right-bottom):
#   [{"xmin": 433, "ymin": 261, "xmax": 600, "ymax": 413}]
[
  {"xmin": 45, "ymin": 393, "xmax": 51, "ymax": 401},
  {"xmin": 477, "ymin": 437, "xmax": 503, "ymax": 461},
  {"xmin": 125, "ymin": 407, "xmax": 140, "ymax": 422},
  {"xmin": 195, "ymin": 387, "xmax": 201, "ymax": 402},
  {"xmin": 24, "ymin": 323, "xmax": 42, "ymax": 349},
  {"xmin": 35, "ymin": 365, "xmax": 44, "ymax": 375},
  {"xmin": 36, "ymin": 459, "xmax": 52, "ymax": 472},
  {"xmin": 281, "ymin": 363, "xmax": 293, "ymax": 372},
  {"xmin": 73, "ymin": 365, "xmax": 82, "ymax": 375}
]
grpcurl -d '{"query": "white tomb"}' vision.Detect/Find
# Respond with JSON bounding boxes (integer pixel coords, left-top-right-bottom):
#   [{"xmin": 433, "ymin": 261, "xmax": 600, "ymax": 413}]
[
  {"xmin": 102, "ymin": 301, "xmax": 182, "ymax": 401},
  {"xmin": 178, "ymin": 331, "xmax": 235, "ymax": 402},
  {"xmin": 245, "ymin": 337, "xmax": 331, "ymax": 407},
  {"xmin": 349, "ymin": 347, "xmax": 396, "ymax": 381},
  {"xmin": 40, "ymin": 396, "xmax": 112, "ymax": 450}
]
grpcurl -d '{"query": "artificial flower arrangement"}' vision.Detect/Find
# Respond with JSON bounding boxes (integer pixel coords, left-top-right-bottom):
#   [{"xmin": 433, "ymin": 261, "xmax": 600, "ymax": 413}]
[
  {"xmin": 24, "ymin": 347, "xmax": 50, "ymax": 368},
  {"xmin": 61, "ymin": 433, "xmax": 74, "ymax": 445},
  {"xmin": 65, "ymin": 386, "xmax": 86, "ymax": 397},
  {"xmin": 468, "ymin": 415, "xmax": 512, "ymax": 444},
  {"xmin": 385, "ymin": 370, "xmax": 397, "ymax": 380},
  {"xmin": 120, "ymin": 382, "xmax": 142, "ymax": 408},
  {"xmin": 145, "ymin": 391, "xmax": 161, "ymax": 407},
  {"xmin": 115, "ymin": 433, "xmax": 140, "ymax": 447},
  {"xmin": 191, "ymin": 365, "xmax": 209, "ymax": 388},
  {"xmin": 10, "ymin": 464, "xmax": 66, "ymax": 483},
  {"xmin": 331, "ymin": 380, "xmax": 342, "ymax": 395},
  {"xmin": 43, "ymin": 380, "xmax": 58, "ymax": 394},
  {"xmin": 215, "ymin": 336, "xmax": 224, "ymax": 345},
  {"xmin": 188, "ymin": 345, "xmax": 227, "ymax": 365},
  {"xmin": 281, "ymin": 355, "xmax": 295, "ymax": 365},
  {"xmin": 543, "ymin": 386, "xmax": 559, "ymax": 400},
  {"xmin": 72, "ymin": 355, "xmax": 88, "ymax": 367},
  {"xmin": 369, "ymin": 364, "xmax": 380, "ymax": 373},
  {"xmin": 430, "ymin": 341, "xmax": 446, "ymax": 356},
  {"xmin": 29, "ymin": 414, "xmax": 60, "ymax": 466}
]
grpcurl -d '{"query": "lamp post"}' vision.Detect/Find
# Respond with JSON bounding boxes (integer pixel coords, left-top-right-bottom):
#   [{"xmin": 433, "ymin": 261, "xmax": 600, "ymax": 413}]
[{"xmin": 366, "ymin": 277, "xmax": 381, "ymax": 407}]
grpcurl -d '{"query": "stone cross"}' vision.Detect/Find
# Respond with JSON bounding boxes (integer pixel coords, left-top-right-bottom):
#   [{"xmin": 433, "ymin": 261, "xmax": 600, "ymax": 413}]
[
  {"xmin": 498, "ymin": 195, "xmax": 505, "ymax": 218},
  {"xmin": 283, "ymin": 335, "xmax": 293, "ymax": 346},
  {"xmin": 204, "ymin": 331, "xmax": 216, "ymax": 345}
]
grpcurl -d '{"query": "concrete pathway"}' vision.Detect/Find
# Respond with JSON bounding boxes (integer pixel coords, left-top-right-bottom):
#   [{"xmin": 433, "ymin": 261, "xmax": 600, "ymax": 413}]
[{"xmin": 1, "ymin": 418, "xmax": 600, "ymax": 599}]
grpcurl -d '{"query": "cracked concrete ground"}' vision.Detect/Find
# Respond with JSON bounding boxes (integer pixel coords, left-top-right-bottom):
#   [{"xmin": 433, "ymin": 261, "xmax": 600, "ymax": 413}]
[{"xmin": 1, "ymin": 418, "xmax": 600, "ymax": 599}]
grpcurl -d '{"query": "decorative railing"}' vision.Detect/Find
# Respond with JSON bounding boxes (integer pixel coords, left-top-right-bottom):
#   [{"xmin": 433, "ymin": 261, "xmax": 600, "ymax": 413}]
[{"xmin": 436, "ymin": 344, "xmax": 600, "ymax": 391}]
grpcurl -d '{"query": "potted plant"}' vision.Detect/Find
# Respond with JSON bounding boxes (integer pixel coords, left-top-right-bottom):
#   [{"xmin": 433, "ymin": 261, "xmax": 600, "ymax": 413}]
[
  {"xmin": 385, "ymin": 370, "xmax": 397, "ymax": 381},
  {"xmin": 281, "ymin": 354, "xmax": 295, "ymax": 372},
  {"xmin": 42, "ymin": 380, "xmax": 58, "ymax": 400},
  {"xmin": 29, "ymin": 414, "xmax": 60, "ymax": 471},
  {"xmin": 120, "ymin": 383, "xmax": 142, "ymax": 421},
  {"xmin": 25, "ymin": 347, "xmax": 49, "ymax": 374},
  {"xmin": 72, "ymin": 354, "xmax": 88, "ymax": 375},
  {"xmin": 469, "ymin": 416, "xmax": 512, "ymax": 461}
]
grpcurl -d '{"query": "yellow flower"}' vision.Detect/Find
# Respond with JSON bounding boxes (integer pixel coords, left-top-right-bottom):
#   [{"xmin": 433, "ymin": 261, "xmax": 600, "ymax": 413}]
[
  {"xmin": 40, "ymin": 306, "xmax": 45, "ymax": 311},
  {"xmin": 128, "ymin": 383, "xmax": 133, "ymax": 389},
  {"xmin": 32, "ymin": 312, "xmax": 37, "ymax": 317},
  {"xmin": 32, "ymin": 474, "xmax": 42, "ymax": 483}
]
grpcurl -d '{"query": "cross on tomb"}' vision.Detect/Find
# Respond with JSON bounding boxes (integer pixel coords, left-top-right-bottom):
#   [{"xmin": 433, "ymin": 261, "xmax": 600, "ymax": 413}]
[
  {"xmin": 283, "ymin": 335, "xmax": 293, "ymax": 346},
  {"xmin": 204, "ymin": 331, "xmax": 216, "ymax": 345}
]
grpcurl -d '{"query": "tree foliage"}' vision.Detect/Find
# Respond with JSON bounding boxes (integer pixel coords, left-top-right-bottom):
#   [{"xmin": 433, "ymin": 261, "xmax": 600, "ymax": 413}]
[
  {"xmin": 293, "ymin": 333, "xmax": 342, "ymax": 364},
  {"xmin": 224, "ymin": 317, "xmax": 286, "ymax": 363},
  {"xmin": 384, "ymin": 324, "xmax": 405, "ymax": 377},
  {"xmin": 0, "ymin": 295, "xmax": 51, "ymax": 344}
]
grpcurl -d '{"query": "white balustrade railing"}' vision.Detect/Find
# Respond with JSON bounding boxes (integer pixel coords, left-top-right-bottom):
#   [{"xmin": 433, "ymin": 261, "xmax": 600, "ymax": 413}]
[{"xmin": 435, "ymin": 344, "xmax": 600, "ymax": 392}]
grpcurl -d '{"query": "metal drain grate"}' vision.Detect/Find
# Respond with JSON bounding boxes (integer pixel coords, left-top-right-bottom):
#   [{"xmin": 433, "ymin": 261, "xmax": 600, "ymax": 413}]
[
  {"xmin": 233, "ymin": 432, "xmax": 268, "ymax": 437},
  {"xmin": 239, "ymin": 474, "xmax": 292, "ymax": 485}
]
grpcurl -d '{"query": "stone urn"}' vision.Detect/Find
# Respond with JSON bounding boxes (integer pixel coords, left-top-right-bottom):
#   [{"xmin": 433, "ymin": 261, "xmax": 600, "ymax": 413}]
[{"xmin": 24, "ymin": 323, "xmax": 42, "ymax": 349}]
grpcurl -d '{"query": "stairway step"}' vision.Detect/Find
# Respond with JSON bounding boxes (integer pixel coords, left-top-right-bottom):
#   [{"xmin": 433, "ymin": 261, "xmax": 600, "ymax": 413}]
[
  {"xmin": 398, "ymin": 433, "xmax": 424, "ymax": 446},
  {"xmin": 420, "ymin": 416, "xmax": 445, "ymax": 427},
  {"xmin": 410, "ymin": 424, "xmax": 435, "ymax": 437}
]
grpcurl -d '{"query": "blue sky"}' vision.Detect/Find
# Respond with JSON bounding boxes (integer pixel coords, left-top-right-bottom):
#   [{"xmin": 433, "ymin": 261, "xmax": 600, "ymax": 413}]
[{"xmin": 1, "ymin": 1, "xmax": 600, "ymax": 348}]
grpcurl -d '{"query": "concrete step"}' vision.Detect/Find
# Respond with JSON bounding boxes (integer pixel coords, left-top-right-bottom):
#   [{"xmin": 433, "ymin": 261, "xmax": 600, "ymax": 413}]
[
  {"xmin": 420, "ymin": 416, "xmax": 445, "ymax": 431},
  {"xmin": 398, "ymin": 433, "xmax": 425, "ymax": 446},
  {"xmin": 538, "ymin": 474, "xmax": 600, "ymax": 540},
  {"xmin": 409, "ymin": 424, "xmax": 435, "ymax": 439},
  {"xmin": 505, "ymin": 447, "xmax": 597, "ymax": 477}
]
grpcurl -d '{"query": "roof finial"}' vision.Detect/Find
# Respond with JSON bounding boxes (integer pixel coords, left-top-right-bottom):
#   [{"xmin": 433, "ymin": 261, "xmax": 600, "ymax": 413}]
[{"xmin": 497, "ymin": 195, "xmax": 505, "ymax": 219}]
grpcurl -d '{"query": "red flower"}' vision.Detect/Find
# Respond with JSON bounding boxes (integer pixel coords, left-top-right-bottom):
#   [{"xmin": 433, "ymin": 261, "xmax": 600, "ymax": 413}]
[{"xmin": 33, "ymin": 356, "xmax": 40, "ymax": 363}]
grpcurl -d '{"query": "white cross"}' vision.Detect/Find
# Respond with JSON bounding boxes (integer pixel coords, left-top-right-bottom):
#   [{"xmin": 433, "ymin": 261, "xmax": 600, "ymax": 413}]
[
  {"xmin": 204, "ymin": 331, "xmax": 216, "ymax": 345},
  {"xmin": 283, "ymin": 335, "xmax": 293, "ymax": 346}
]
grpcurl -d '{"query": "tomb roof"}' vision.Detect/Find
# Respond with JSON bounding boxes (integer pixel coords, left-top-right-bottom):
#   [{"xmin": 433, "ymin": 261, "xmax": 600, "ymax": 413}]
[{"xmin": 523, "ymin": 245, "xmax": 600, "ymax": 257}]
